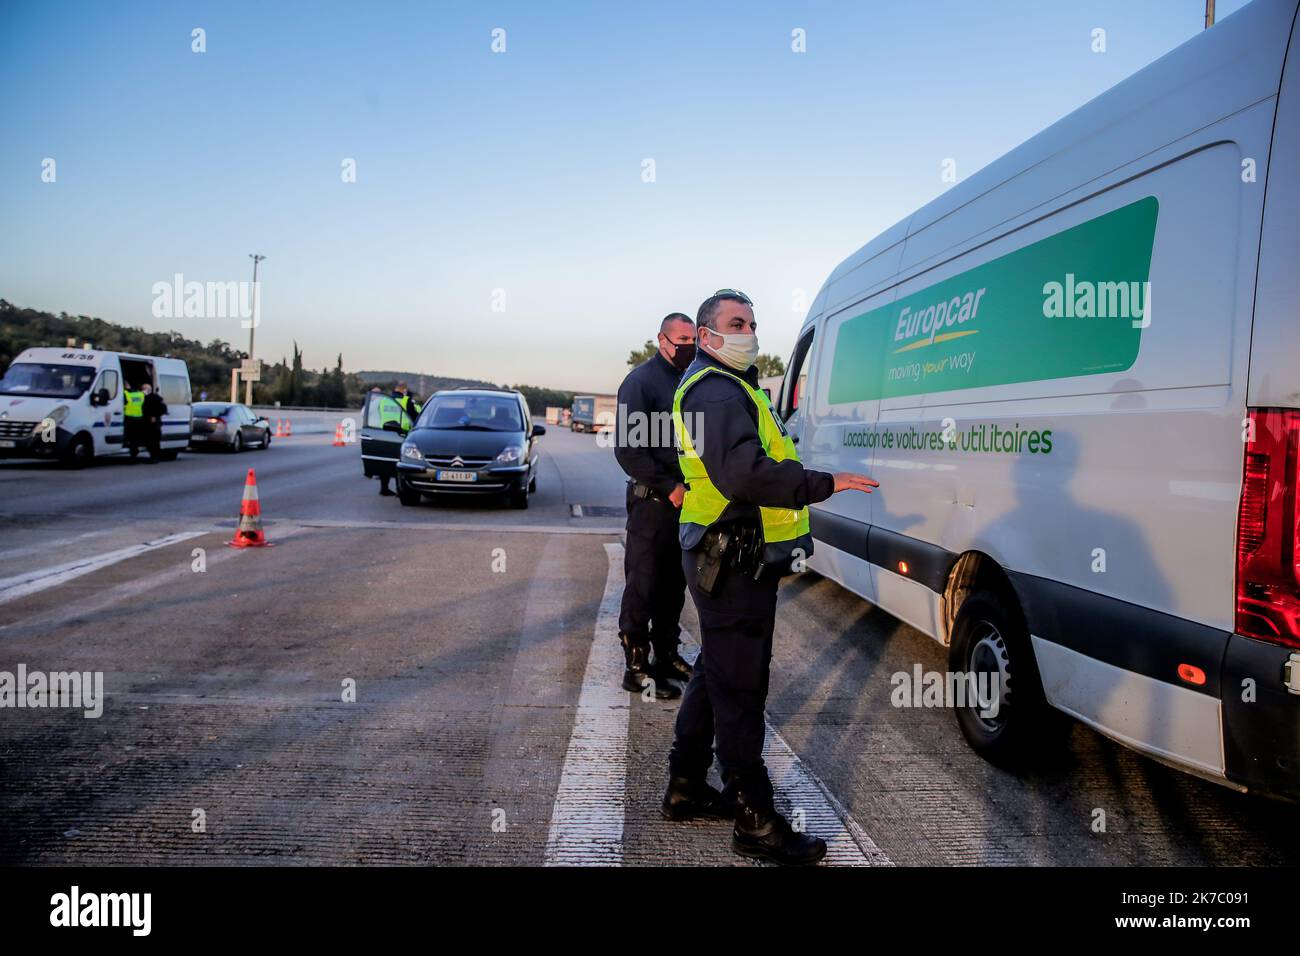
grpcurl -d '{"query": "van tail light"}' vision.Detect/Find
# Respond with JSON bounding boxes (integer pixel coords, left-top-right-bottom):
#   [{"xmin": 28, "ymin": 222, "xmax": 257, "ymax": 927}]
[{"xmin": 1235, "ymin": 408, "xmax": 1300, "ymax": 648}]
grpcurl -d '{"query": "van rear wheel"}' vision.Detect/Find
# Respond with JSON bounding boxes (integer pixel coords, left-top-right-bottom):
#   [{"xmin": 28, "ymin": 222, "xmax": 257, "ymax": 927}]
[{"xmin": 948, "ymin": 588, "xmax": 1069, "ymax": 767}]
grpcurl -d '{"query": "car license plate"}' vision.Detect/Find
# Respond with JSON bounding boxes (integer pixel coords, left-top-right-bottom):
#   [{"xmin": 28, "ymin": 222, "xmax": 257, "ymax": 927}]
[
  {"xmin": 0, "ymin": 440, "xmax": 14, "ymax": 448},
  {"xmin": 436, "ymin": 469, "xmax": 477, "ymax": 482}
]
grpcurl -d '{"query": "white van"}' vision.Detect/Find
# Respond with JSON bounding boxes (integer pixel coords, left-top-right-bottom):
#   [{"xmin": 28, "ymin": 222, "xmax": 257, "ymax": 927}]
[
  {"xmin": 0, "ymin": 347, "xmax": 193, "ymax": 466},
  {"xmin": 781, "ymin": 0, "xmax": 1300, "ymax": 800}
]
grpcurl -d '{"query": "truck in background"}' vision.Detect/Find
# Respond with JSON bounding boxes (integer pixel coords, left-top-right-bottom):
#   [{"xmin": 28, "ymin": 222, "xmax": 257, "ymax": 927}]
[{"xmin": 570, "ymin": 394, "xmax": 616, "ymax": 434}]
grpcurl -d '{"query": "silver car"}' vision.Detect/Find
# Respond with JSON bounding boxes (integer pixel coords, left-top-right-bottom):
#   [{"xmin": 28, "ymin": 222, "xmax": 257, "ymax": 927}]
[{"xmin": 189, "ymin": 402, "xmax": 272, "ymax": 452}]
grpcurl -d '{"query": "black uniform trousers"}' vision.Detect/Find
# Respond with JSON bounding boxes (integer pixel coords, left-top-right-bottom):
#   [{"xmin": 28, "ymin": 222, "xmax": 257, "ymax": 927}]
[
  {"xmin": 124, "ymin": 417, "xmax": 141, "ymax": 456},
  {"xmin": 618, "ymin": 482, "xmax": 687, "ymax": 656},
  {"xmin": 668, "ymin": 546, "xmax": 781, "ymax": 810}
]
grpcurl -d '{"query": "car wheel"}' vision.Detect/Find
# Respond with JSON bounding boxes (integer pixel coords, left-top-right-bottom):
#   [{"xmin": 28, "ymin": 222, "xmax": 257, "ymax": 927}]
[
  {"xmin": 948, "ymin": 588, "xmax": 1070, "ymax": 767},
  {"xmin": 260, "ymin": 432, "xmax": 271, "ymax": 450},
  {"xmin": 509, "ymin": 487, "xmax": 529, "ymax": 509},
  {"xmin": 60, "ymin": 434, "xmax": 93, "ymax": 469},
  {"xmin": 398, "ymin": 482, "xmax": 422, "ymax": 506},
  {"xmin": 528, "ymin": 473, "xmax": 537, "ymax": 493},
  {"xmin": 230, "ymin": 433, "xmax": 243, "ymax": 453}
]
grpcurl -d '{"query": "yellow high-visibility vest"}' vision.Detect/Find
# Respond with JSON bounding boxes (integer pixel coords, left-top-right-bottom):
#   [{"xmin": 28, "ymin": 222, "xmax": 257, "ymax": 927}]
[
  {"xmin": 377, "ymin": 396, "xmax": 409, "ymax": 429},
  {"xmin": 123, "ymin": 390, "xmax": 144, "ymax": 418},
  {"xmin": 671, "ymin": 364, "xmax": 813, "ymax": 565}
]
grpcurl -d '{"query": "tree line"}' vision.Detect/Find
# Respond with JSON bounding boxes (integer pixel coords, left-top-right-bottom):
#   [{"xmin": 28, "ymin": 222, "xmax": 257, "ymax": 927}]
[{"xmin": 0, "ymin": 301, "xmax": 580, "ymax": 410}]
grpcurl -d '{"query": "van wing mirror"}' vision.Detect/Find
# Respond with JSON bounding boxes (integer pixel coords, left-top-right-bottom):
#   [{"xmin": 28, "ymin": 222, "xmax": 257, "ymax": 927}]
[
  {"xmin": 532, "ymin": 424, "xmax": 546, "ymax": 437},
  {"xmin": 91, "ymin": 388, "xmax": 110, "ymax": 407}
]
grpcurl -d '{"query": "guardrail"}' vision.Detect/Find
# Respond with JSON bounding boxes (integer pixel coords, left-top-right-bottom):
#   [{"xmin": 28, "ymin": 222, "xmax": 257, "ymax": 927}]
[{"xmin": 252, "ymin": 405, "xmax": 361, "ymax": 414}]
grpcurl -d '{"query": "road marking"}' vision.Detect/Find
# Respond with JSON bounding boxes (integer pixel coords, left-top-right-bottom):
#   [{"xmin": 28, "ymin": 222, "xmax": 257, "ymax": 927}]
[
  {"xmin": 0, "ymin": 531, "xmax": 207, "ymax": 606},
  {"xmin": 546, "ymin": 541, "xmax": 889, "ymax": 867},
  {"xmin": 544, "ymin": 541, "xmax": 629, "ymax": 865},
  {"xmin": 0, "ymin": 528, "xmax": 115, "ymax": 561},
  {"xmin": 0, "ymin": 514, "xmax": 624, "ymax": 536},
  {"xmin": 674, "ymin": 639, "xmax": 891, "ymax": 866}
]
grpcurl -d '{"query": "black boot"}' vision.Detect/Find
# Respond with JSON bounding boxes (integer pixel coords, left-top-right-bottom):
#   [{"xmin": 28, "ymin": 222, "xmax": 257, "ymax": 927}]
[
  {"xmin": 620, "ymin": 632, "xmax": 680, "ymax": 700},
  {"xmin": 661, "ymin": 776, "xmax": 736, "ymax": 822},
  {"xmin": 652, "ymin": 643, "xmax": 694, "ymax": 683},
  {"xmin": 732, "ymin": 795, "xmax": 827, "ymax": 866}
]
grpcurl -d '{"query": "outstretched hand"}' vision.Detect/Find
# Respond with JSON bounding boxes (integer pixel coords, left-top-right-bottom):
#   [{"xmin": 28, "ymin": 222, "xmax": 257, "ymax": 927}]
[{"xmin": 832, "ymin": 472, "xmax": 879, "ymax": 494}]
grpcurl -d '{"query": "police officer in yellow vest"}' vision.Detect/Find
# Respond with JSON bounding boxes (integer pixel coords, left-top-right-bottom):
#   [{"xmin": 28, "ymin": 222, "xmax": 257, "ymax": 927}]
[
  {"xmin": 392, "ymin": 381, "xmax": 421, "ymax": 422},
  {"xmin": 373, "ymin": 388, "xmax": 412, "ymax": 496},
  {"xmin": 122, "ymin": 384, "xmax": 145, "ymax": 458},
  {"xmin": 661, "ymin": 289, "xmax": 879, "ymax": 866}
]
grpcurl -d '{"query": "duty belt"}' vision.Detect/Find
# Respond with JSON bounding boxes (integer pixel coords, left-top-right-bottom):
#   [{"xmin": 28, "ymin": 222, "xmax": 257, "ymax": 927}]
[
  {"xmin": 631, "ymin": 481, "xmax": 669, "ymax": 502},
  {"xmin": 694, "ymin": 521, "xmax": 765, "ymax": 595}
]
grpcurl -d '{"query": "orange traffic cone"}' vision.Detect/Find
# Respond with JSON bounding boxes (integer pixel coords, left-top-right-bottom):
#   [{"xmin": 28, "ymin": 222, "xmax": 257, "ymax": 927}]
[
  {"xmin": 228, "ymin": 468, "xmax": 273, "ymax": 548},
  {"xmin": 332, "ymin": 422, "xmax": 346, "ymax": 446},
  {"xmin": 273, "ymin": 418, "xmax": 285, "ymax": 437},
  {"xmin": 283, "ymin": 419, "xmax": 292, "ymax": 437}
]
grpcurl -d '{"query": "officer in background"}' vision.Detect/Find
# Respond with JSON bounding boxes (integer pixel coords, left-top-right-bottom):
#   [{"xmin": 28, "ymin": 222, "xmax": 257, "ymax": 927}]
[
  {"xmin": 140, "ymin": 382, "xmax": 168, "ymax": 462},
  {"xmin": 373, "ymin": 386, "xmax": 409, "ymax": 497},
  {"xmin": 122, "ymin": 382, "xmax": 145, "ymax": 459},
  {"xmin": 392, "ymin": 381, "xmax": 421, "ymax": 421},
  {"xmin": 661, "ymin": 289, "xmax": 878, "ymax": 866},
  {"xmin": 614, "ymin": 312, "xmax": 697, "ymax": 700}
]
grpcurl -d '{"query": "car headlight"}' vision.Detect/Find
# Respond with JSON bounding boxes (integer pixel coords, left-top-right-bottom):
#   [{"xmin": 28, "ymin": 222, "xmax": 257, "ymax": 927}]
[
  {"xmin": 494, "ymin": 445, "xmax": 523, "ymax": 464},
  {"xmin": 34, "ymin": 405, "xmax": 69, "ymax": 436},
  {"xmin": 401, "ymin": 442, "xmax": 424, "ymax": 461}
]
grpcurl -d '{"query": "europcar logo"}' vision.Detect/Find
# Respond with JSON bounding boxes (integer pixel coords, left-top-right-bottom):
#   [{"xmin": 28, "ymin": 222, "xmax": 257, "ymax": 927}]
[{"xmin": 892, "ymin": 286, "xmax": 987, "ymax": 353}]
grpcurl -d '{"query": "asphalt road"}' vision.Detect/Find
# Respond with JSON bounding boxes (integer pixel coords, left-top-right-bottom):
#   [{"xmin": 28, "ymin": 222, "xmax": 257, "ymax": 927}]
[{"xmin": 0, "ymin": 422, "xmax": 1296, "ymax": 866}]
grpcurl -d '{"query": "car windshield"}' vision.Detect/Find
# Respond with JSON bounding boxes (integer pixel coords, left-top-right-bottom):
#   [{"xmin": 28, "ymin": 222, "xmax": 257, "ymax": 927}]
[
  {"xmin": 194, "ymin": 404, "xmax": 233, "ymax": 417},
  {"xmin": 419, "ymin": 394, "xmax": 522, "ymax": 431},
  {"xmin": 0, "ymin": 362, "xmax": 98, "ymax": 399}
]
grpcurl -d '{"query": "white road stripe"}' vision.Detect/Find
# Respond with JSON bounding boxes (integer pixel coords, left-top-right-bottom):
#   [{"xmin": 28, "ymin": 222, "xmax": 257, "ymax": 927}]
[
  {"xmin": 546, "ymin": 541, "xmax": 889, "ymax": 867},
  {"xmin": 544, "ymin": 541, "xmax": 629, "ymax": 865},
  {"xmin": 676, "ymin": 640, "xmax": 891, "ymax": 866},
  {"xmin": 0, "ymin": 528, "xmax": 115, "ymax": 561},
  {"xmin": 0, "ymin": 531, "xmax": 207, "ymax": 605}
]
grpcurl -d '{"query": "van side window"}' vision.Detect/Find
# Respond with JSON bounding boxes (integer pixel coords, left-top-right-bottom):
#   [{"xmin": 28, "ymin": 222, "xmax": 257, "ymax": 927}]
[
  {"xmin": 159, "ymin": 374, "xmax": 190, "ymax": 406},
  {"xmin": 96, "ymin": 369, "xmax": 120, "ymax": 400},
  {"xmin": 781, "ymin": 330, "xmax": 815, "ymax": 422}
]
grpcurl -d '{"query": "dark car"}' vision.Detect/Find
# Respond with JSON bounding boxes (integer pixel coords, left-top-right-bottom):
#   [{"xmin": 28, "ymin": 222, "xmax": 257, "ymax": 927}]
[
  {"xmin": 395, "ymin": 388, "xmax": 544, "ymax": 509},
  {"xmin": 189, "ymin": 402, "xmax": 272, "ymax": 452}
]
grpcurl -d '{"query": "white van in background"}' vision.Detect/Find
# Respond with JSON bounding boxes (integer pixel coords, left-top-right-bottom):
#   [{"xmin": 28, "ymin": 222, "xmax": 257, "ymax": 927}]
[
  {"xmin": 0, "ymin": 347, "xmax": 193, "ymax": 466},
  {"xmin": 781, "ymin": 0, "xmax": 1300, "ymax": 799}
]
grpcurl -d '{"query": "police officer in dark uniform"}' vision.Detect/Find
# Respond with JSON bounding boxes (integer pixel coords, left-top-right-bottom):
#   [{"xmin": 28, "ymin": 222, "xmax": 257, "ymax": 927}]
[
  {"xmin": 139, "ymin": 382, "xmax": 168, "ymax": 463},
  {"xmin": 661, "ymin": 289, "xmax": 879, "ymax": 866},
  {"xmin": 614, "ymin": 312, "xmax": 698, "ymax": 700}
]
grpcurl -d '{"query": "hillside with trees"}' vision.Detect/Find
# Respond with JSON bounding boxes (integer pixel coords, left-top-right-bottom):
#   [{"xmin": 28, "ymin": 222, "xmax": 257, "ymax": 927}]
[{"xmin": 0, "ymin": 301, "xmax": 578, "ymax": 410}]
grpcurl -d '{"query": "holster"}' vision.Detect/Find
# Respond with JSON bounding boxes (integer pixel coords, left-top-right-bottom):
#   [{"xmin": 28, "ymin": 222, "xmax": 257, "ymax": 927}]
[{"xmin": 694, "ymin": 522, "xmax": 765, "ymax": 596}]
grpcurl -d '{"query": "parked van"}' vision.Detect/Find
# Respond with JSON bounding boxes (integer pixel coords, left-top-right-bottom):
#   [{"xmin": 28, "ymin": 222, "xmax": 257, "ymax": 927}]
[
  {"xmin": 781, "ymin": 0, "xmax": 1300, "ymax": 799},
  {"xmin": 0, "ymin": 347, "xmax": 193, "ymax": 466}
]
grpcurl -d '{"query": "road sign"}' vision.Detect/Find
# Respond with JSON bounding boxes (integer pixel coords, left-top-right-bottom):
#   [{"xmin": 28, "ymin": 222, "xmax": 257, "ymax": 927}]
[{"xmin": 240, "ymin": 359, "xmax": 262, "ymax": 382}]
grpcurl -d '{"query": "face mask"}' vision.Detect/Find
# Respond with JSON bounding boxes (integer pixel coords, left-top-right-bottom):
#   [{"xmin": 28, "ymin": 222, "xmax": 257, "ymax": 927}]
[
  {"xmin": 665, "ymin": 340, "xmax": 696, "ymax": 371},
  {"xmin": 702, "ymin": 330, "xmax": 759, "ymax": 371}
]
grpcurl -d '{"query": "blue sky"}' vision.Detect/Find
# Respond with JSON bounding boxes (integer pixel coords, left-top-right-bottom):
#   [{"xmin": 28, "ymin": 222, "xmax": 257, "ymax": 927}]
[{"xmin": 0, "ymin": 0, "xmax": 1249, "ymax": 393}]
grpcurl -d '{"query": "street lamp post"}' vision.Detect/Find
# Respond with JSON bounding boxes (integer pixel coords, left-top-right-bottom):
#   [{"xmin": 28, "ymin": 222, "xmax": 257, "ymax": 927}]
[{"xmin": 246, "ymin": 254, "xmax": 266, "ymax": 405}]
